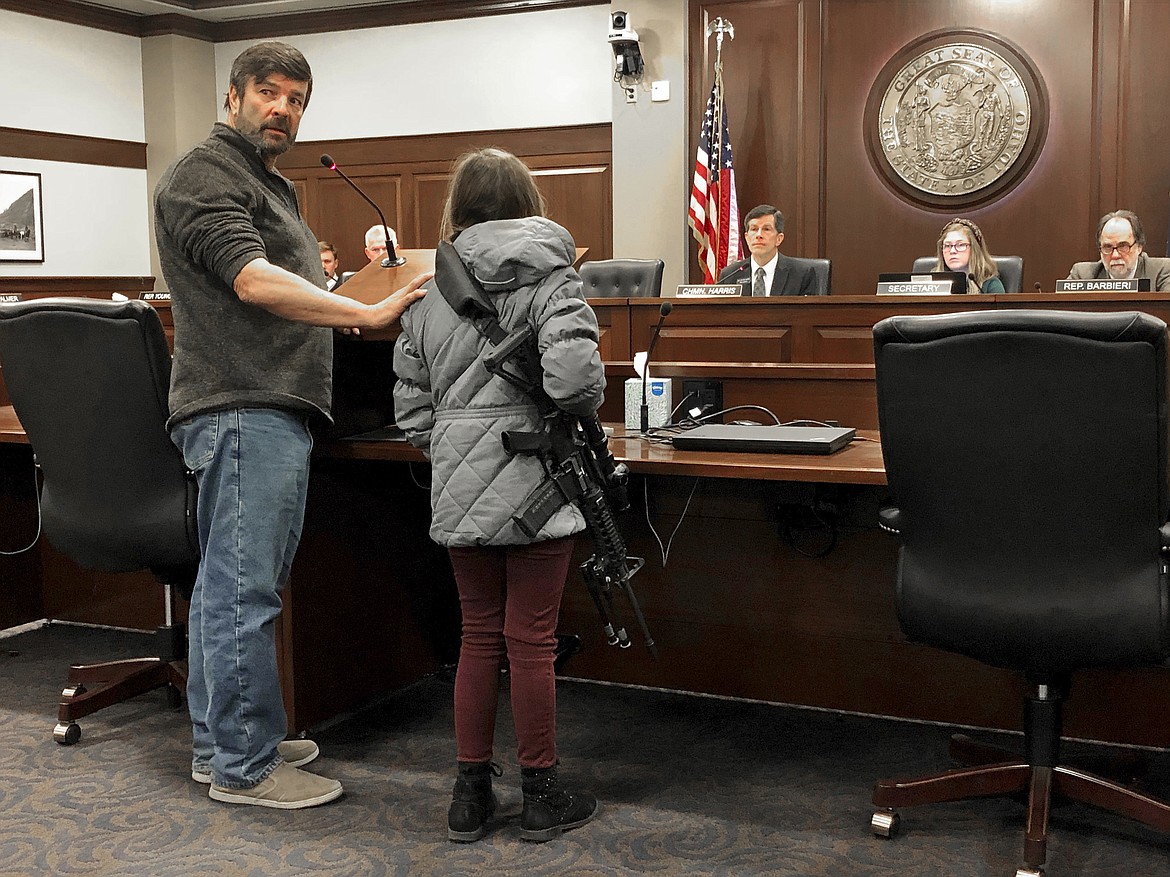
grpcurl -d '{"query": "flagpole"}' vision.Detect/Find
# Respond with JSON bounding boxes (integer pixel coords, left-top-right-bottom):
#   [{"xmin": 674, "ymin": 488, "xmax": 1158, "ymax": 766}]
[
  {"xmin": 688, "ymin": 17, "xmax": 739, "ymax": 283},
  {"xmin": 708, "ymin": 16, "xmax": 734, "ymax": 71},
  {"xmin": 708, "ymin": 18, "xmax": 735, "ymax": 277}
]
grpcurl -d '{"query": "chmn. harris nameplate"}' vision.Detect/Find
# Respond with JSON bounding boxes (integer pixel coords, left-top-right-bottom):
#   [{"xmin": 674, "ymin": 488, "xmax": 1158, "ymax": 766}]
[{"xmin": 864, "ymin": 29, "xmax": 1048, "ymax": 208}]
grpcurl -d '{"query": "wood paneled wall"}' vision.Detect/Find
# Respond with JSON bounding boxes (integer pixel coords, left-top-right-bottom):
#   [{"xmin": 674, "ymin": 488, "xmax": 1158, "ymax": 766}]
[
  {"xmin": 282, "ymin": 125, "xmax": 613, "ymax": 273},
  {"xmin": 689, "ymin": 0, "xmax": 1170, "ymax": 293}
]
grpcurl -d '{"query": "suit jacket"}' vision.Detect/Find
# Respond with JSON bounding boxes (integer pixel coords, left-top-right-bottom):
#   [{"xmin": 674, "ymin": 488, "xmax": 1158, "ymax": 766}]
[
  {"xmin": 1066, "ymin": 253, "xmax": 1170, "ymax": 291},
  {"xmin": 325, "ymin": 272, "xmax": 346, "ymax": 291},
  {"xmin": 718, "ymin": 254, "xmax": 818, "ymax": 296}
]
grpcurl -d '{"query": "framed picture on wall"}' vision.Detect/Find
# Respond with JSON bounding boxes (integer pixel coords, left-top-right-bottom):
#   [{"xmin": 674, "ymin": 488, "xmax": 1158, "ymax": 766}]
[{"xmin": 0, "ymin": 171, "xmax": 44, "ymax": 263}]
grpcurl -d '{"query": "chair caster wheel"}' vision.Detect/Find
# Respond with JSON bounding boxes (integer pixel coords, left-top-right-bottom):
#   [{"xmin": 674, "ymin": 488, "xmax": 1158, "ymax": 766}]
[
  {"xmin": 62, "ymin": 683, "xmax": 87, "ymax": 698},
  {"xmin": 871, "ymin": 809, "xmax": 899, "ymax": 838},
  {"xmin": 53, "ymin": 722, "xmax": 81, "ymax": 745},
  {"xmin": 166, "ymin": 684, "xmax": 183, "ymax": 709}
]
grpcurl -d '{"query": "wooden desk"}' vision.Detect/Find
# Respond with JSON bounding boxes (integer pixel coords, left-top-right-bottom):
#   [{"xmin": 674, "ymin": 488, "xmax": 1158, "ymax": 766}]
[
  {"xmin": 614, "ymin": 293, "xmax": 1170, "ymax": 429},
  {"xmin": 0, "ymin": 405, "xmax": 27, "ymax": 444},
  {"xmin": 318, "ymin": 427, "xmax": 1169, "ymax": 747},
  {"xmin": 7, "ymin": 290, "xmax": 1170, "ymax": 743}
]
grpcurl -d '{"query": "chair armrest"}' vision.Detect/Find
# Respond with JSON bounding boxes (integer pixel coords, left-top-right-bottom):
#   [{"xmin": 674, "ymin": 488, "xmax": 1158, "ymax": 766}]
[{"xmin": 879, "ymin": 506, "xmax": 903, "ymax": 536}]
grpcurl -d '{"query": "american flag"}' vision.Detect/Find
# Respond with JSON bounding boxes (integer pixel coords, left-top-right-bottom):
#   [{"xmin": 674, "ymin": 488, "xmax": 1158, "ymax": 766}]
[{"xmin": 688, "ymin": 71, "xmax": 741, "ymax": 283}]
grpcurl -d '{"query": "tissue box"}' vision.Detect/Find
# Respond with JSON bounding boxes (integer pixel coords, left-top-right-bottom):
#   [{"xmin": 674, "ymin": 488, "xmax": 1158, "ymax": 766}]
[{"xmin": 624, "ymin": 377, "xmax": 672, "ymax": 430}]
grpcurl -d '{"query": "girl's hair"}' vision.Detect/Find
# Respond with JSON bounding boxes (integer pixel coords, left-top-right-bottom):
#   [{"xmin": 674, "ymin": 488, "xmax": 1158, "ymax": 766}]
[
  {"xmin": 439, "ymin": 148, "xmax": 546, "ymax": 240},
  {"xmin": 933, "ymin": 217, "xmax": 998, "ymax": 291}
]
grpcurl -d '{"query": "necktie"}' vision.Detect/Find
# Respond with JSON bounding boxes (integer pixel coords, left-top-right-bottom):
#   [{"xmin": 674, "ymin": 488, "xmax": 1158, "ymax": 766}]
[{"xmin": 753, "ymin": 266, "xmax": 766, "ymax": 297}]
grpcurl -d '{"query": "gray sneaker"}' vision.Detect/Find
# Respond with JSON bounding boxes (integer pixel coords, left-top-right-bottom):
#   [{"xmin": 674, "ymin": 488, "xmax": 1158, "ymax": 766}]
[
  {"xmin": 192, "ymin": 739, "xmax": 320, "ymax": 784},
  {"xmin": 208, "ymin": 762, "xmax": 343, "ymax": 809}
]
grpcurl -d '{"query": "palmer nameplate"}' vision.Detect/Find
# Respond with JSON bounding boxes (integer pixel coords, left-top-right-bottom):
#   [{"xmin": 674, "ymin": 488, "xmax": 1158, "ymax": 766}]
[
  {"xmin": 1054, "ymin": 278, "xmax": 1151, "ymax": 293},
  {"xmin": 0, "ymin": 294, "xmax": 22, "ymax": 303}
]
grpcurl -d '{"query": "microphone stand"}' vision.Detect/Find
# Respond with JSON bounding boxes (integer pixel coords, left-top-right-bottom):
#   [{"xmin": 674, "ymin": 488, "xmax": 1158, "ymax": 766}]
[
  {"xmin": 319, "ymin": 153, "xmax": 406, "ymax": 267},
  {"xmin": 380, "ymin": 236, "xmax": 407, "ymax": 269},
  {"xmin": 640, "ymin": 302, "xmax": 672, "ymax": 433}
]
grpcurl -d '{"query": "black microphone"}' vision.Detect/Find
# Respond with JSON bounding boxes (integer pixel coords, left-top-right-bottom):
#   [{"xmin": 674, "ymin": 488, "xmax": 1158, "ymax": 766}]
[
  {"xmin": 320, "ymin": 153, "xmax": 406, "ymax": 268},
  {"xmin": 1034, "ymin": 281, "xmax": 1043, "ymax": 293},
  {"xmin": 640, "ymin": 301, "xmax": 673, "ymax": 433}
]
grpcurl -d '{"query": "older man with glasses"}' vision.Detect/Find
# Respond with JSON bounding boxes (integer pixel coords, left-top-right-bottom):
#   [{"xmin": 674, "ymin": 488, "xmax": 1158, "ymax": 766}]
[{"xmin": 1067, "ymin": 209, "xmax": 1170, "ymax": 290}]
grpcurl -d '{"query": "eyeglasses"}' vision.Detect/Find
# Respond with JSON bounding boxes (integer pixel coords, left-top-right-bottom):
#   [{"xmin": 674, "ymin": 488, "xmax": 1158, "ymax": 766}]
[
  {"xmin": 1100, "ymin": 241, "xmax": 1137, "ymax": 256},
  {"xmin": 942, "ymin": 241, "xmax": 970, "ymax": 252}
]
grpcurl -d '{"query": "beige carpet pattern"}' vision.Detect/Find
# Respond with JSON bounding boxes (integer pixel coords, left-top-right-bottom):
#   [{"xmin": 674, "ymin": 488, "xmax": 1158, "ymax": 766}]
[{"xmin": 0, "ymin": 623, "xmax": 1167, "ymax": 876}]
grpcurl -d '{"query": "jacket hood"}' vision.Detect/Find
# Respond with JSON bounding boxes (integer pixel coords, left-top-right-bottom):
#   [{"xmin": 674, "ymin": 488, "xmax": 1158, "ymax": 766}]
[{"xmin": 453, "ymin": 217, "xmax": 575, "ymax": 294}]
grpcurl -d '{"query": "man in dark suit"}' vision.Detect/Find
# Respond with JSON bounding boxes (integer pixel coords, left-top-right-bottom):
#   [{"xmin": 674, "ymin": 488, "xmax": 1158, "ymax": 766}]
[
  {"xmin": 718, "ymin": 204, "xmax": 818, "ymax": 296},
  {"xmin": 318, "ymin": 239, "xmax": 345, "ymax": 290},
  {"xmin": 1067, "ymin": 209, "xmax": 1170, "ymax": 291}
]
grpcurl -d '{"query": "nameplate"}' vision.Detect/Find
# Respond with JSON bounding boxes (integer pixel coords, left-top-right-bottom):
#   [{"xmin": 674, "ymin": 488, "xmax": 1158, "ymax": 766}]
[
  {"xmin": 1054, "ymin": 278, "xmax": 1151, "ymax": 293},
  {"xmin": 0, "ymin": 293, "xmax": 22, "ymax": 303},
  {"xmin": 675, "ymin": 284, "xmax": 746, "ymax": 298},
  {"xmin": 876, "ymin": 280, "xmax": 954, "ymax": 296},
  {"xmin": 139, "ymin": 291, "xmax": 171, "ymax": 302}
]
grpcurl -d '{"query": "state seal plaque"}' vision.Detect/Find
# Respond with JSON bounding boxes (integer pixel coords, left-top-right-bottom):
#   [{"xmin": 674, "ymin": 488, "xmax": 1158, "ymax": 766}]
[{"xmin": 864, "ymin": 30, "xmax": 1048, "ymax": 208}]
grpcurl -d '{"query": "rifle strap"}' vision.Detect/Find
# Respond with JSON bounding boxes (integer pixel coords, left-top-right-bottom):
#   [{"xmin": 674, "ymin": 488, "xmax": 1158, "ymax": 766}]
[{"xmin": 435, "ymin": 240, "xmax": 510, "ymax": 346}]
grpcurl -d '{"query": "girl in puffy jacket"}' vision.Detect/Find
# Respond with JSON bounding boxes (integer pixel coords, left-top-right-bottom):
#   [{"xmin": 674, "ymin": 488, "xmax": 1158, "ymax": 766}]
[{"xmin": 393, "ymin": 147, "xmax": 605, "ymax": 843}]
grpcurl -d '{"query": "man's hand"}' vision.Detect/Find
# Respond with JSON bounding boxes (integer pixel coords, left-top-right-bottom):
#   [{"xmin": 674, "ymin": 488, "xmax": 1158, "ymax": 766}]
[
  {"xmin": 362, "ymin": 271, "xmax": 432, "ymax": 330},
  {"xmin": 234, "ymin": 258, "xmax": 431, "ymax": 330}
]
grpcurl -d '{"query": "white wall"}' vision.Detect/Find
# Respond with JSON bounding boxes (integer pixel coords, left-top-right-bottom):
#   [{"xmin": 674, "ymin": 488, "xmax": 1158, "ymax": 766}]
[
  {"xmin": 610, "ymin": 0, "xmax": 689, "ymax": 291},
  {"xmin": 215, "ymin": 7, "xmax": 613, "ymax": 138},
  {"xmin": 0, "ymin": 157, "xmax": 150, "ymax": 277},
  {"xmin": 0, "ymin": 10, "xmax": 150, "ymax": 277},
  {"xmin": 0, "ymin": 4, "xmax": 694, "ymax": 280}
]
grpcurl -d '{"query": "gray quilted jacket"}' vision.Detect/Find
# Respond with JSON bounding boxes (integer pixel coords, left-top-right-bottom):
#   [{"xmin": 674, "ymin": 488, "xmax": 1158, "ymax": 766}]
[{"xmin": 393, "ymin": 217, "xmax": 606, "ymax": 547}]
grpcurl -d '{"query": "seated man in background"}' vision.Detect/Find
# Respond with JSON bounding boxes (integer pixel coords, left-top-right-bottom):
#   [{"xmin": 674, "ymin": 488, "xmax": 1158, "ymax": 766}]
[
  {"xmin": 318, "ymin": 240, "xmax": 344, "ymax": 290},
  {"xmin": 1067, "ymin": 209, "xmax": 1170, "ymax": 290},
  {"xmin": 718, "ymin": 204, "xmax": 817, "ymax": 296},
  {"xmin": 363, "ymin": 223, "xmax": 398, "ymax": 264}
]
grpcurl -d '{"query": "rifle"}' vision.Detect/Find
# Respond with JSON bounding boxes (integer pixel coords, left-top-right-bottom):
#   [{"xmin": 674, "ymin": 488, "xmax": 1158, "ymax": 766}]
[{"xmin": 434, "ymin": 241, "xmax": 656, "ymax": 658}]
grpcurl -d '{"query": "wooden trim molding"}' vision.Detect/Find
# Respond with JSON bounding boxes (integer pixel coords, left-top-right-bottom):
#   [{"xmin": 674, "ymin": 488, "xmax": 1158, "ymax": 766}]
[
  {"xmin": 0, "ymin": 127, "xmax": 147, "ymax": 170},
  {"xmin": 0, "ymin": 0, "xmax": 603, "ymax": 40},
  {"xmin": 284, "ymin": 124, "xmax": 611, "ymax": 169},
  {"xmin": 0, "ymin": 277, "xmax": 155, "ymax": 295},
  {"xmin": 0, "ymin": 0, "xmax": 140, "ymax": 35}
]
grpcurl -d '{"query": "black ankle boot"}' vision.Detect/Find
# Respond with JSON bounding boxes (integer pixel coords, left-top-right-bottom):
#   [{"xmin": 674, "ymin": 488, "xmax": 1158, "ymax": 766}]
[
  {"xmin": 447, "ymin": 761, "xmax": 501, "ymax": 842},
  {"xmin": 519, "ymin": 765, "xmax": 598, "ymax": 842}
]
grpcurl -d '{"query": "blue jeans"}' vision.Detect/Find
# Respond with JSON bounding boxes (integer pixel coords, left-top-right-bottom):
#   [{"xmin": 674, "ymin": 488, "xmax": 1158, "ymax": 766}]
[{"xmin": 170, "ymin": 408, "xmax": 313, "ymax": 789}]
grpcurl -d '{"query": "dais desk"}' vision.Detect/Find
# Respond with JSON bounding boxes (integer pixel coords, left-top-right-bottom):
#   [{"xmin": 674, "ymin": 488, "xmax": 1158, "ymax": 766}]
[
  {"xmin": 318, "ymin": 426, "xmax": 1169, "ymax": 748},
  {"xmin": 3, "ymin": 290, "xmax": 1170, "ymax": 743}
]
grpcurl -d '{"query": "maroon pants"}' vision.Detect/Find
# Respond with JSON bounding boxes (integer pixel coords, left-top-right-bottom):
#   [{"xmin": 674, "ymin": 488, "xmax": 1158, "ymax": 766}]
[{"xmin": 447, "ymin": 536, "xmax": 576, "ymax": 769}]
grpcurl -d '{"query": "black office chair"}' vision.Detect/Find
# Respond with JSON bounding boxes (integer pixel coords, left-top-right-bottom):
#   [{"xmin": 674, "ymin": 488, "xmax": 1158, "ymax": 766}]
[
  {"xmin": 911, "ymin": 255, "xmax": 1024, "ymax": 292},
  {"xmin": 788, "ymin": 256, "xmax": 831, "ymax": 295},
  {"xmin": 870, "ymin": 309, "xmax": 1170, "ymax": 876},
  {"xmin": 578, "ymin": 258, "xmax": 665, "ymax": 298},
  {"xmin": 0, "ymin": 298, "xmax": 199, "ymax": 745}
]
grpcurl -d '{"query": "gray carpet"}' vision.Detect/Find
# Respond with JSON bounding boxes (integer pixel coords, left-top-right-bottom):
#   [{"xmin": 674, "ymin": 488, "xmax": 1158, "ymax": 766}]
[{"xmin": 0, "ymin": 623, "xmax": 1166, "ymax": 876}]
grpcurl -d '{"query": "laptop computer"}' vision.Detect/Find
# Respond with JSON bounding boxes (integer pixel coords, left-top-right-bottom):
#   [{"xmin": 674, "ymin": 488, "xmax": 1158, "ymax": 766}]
[
  {"xmin": 671, "ymin": 424, "xmax": 857, "ymax": 455},
  {"xmin": 876, "ymin": 271, "xmax": 967, "ymax": 294}
]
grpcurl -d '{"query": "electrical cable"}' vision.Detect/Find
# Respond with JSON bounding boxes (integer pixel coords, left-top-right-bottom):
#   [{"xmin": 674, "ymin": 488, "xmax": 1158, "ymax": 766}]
[
  {"xmin": 643, "ymin": 475, "xmax": 700, "ymax": 568},
  {"xmin": 0, "ymin": 459, "xmax": 42, "ymax": 556}
]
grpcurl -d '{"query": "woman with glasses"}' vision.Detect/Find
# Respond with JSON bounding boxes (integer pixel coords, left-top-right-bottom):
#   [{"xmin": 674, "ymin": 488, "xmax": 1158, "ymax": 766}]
[
  {"xmin": 932, "ymin": 218, "xmax": 1005, "ymax": 294},
  {"xmin": 1066, "ymin": 209, "xmax": 1170, "ymax": 291}
]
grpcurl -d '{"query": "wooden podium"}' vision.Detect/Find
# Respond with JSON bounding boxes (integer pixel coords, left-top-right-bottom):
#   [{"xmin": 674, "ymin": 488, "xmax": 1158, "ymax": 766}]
[
  {"xmin": 335, "ymin": 245, "xmax": 588, "ymax": 326},
  {"xmin": 335, "ymin": 249, "xmax": 437, "ymax": 308}
]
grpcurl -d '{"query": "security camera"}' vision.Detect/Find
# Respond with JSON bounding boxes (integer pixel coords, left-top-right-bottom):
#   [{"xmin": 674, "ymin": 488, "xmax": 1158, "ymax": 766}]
[{"xmin": 608, "ymin": 10, "xmax": 644, "ymax": 82}]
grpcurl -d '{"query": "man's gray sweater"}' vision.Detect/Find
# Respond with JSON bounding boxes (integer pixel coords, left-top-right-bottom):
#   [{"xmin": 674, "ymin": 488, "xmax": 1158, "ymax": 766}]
[{"xmin": 154, "ymin": 123, "xmax": 332, "ymax": 429}]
